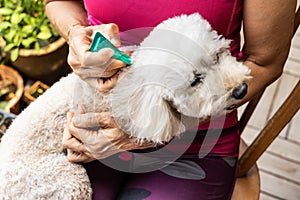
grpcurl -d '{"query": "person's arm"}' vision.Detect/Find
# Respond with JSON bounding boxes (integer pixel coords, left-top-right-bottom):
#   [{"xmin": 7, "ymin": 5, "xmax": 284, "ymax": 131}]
[
  {"xmin": 238, "ymin": 0, "xmax": 297, "ymax": 106},
  {"xmin": 44, "ymin": 0, "xmax": 89, "ymax": 42}
]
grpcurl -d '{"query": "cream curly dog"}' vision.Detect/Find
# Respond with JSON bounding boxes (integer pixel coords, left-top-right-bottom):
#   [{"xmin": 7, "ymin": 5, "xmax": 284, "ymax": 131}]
[{"xmin": 0, "ymin": 13, "xmax": 250, "ymax": 199}]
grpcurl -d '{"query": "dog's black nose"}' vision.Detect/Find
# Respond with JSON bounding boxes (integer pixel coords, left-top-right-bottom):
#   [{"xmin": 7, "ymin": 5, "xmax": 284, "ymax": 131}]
[{"xmin": 232, "ymin": 83, "xmax": 248, "ymax": 99}]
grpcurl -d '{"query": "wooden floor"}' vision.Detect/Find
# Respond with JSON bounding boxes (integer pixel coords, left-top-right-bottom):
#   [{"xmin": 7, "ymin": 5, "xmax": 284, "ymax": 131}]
[{"xmin": 238, "ymin": 12, "xmax": 300, "ymax": 200}]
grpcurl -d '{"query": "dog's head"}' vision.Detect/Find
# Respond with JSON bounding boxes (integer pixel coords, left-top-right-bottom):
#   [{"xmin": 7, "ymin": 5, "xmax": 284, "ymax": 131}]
[{"xmin": 111, "ymin": 13, "xmax": 251, "ymax": 143}]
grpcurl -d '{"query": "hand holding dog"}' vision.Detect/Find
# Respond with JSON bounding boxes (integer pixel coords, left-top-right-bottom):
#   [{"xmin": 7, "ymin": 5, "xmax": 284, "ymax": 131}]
[
  {"xmin": 67, "ymin": 23, "xmax": 126, "ymax": 90},
  {"xmin": 62, "ymin": 112, "xmax": 155, "ymax": 163}
]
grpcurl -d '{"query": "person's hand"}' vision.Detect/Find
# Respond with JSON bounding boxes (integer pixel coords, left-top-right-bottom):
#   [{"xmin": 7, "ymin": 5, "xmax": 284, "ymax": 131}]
[
  {"xmin": 96, "ymin": 59, "xmax": 128, "ymax": 93},
  {"xmin": 67, "ymin": 23, "xmax": 126, "ymax": 90},
  {"xmin": 62, "ymin": 112, "xmax": 155, "ymax": 163}
]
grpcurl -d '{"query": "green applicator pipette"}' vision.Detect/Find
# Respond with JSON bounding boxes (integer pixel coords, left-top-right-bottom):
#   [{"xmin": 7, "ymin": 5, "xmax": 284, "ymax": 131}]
[{"xmin": 89, "ymin": 32, "xmax": 131, "ymax": 65}]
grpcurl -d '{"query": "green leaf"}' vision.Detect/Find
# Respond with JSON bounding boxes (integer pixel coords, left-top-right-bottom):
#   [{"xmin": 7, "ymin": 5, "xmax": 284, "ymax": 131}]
[
  {"xmin": 10, "ymin": 48, "xmax": 19, "ymax": 62},
  {"xmin": 19, "ymin": 13, "xmax": 26, "ymax": 22},
  {"xmin": 51, "ymin": 26, "xmax": 59, "ymax": 37},
  {"xmin": 21, "ymin": 37, "xmax": 36, "ymax": 48},
  {"xmin": 37, "ymin": 32, "xmax": 52, "ymax": 40},
  {"xmin": 23, "ymin": 15, "xmax": 31, "ymax": 25},
  {"xmin": 16, "ymin": 5, "xmax": 24, "ymax": 13},
  {"xmin": 22, "ymin": 25, "xmax": 34, "ymax": 34},
  {"xmin": 0, "ymin": 8, "xmax": 13, "ymax": 16},
  {"xmin": 10, "ymin": 12, "xmax": 26, "ymax": 24},
  {"xmin": 4, "ymin": 43, "xmax": 15, "ymax": 52},
  {"xmin": 0, "ymin": 101, "xmax": 8, "ymax": 110},
  {"xmin": 29, "ymin": 17, "xmax": 36, "ymax": 25},
  {"xmin": 10, "ymin": 12, "xmax": 20, "ymax": 24},
  {"xmin": 0, "ymin": 22, "xmax": 11, "ymax": 30},
  {"xmin": 34, "ymin": 41, "xmax": 40, "ymax": 51},
  {"xmin": 40, "ymin": 25, "xmax": 50, "ymax": 33},
  {"xmin": 5, "ymin": 29, "xmax": 16, "ymax": 42},
  {"xmin": 13, "ymin": 33, "xmax": 21, "ymax": 45}
]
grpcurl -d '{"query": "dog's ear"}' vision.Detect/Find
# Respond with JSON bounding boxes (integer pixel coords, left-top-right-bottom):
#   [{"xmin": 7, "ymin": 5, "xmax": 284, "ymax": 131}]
[{"xmin": 111, "ymin": 84, "xmax": 184, "ymax": 144}]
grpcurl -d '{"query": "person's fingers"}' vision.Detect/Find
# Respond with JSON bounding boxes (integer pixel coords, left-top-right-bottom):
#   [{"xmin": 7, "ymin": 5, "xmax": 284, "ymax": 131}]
[
  {"xmin": 67, "ymin": 122, "xmax": 87, "ymax": 141},
  {"xmin": 72, "ymin": 112, "xmax": 117, "ymax": 128},
  {"xmin": 100, "ymin": 69, "xmax": 119, "ymax": 78},
  {"xmin": 69, "ymin": 26, "xmax": 113, "ymax": 69},
  {"xmin": 76, "ymin": 67, "xmax": 108, "ymax": 79},
  {"xmin": 79, "ymin": 63, "xmax": 120, "ymax": 91},
  {"xmin": 101, "ymin": 128, "xmax": 157, "ymax": 150},
  {"xmin": 67, "ymin": 149, "xmax": 95, "ymax": 163},
  {"xmin": 91, "ymin": 23, "xmax": 120, "ymax": 47},
  {"xmin": 70, "ymin": 28, "xmax": 93, "ymax": 61},
  {"xmin": 81, "ymin": 48, "xmax": 114, "ymax": 68},
  {"xmin": 67, "ymin": 121, "xmax": 103, "ymax": 144},
  {"xmin": 72, "ymin": 113, "xmax": 101, "ymax": 128},
  {"xmin": 69, "ymin": 49, "xmax": 126, "ymax": 78},
  {"xmin": 96, "ymin": 73, "xmax": 119, "ymax": 92},
  {"xmin": 99, "ymin": 128, "xmax": 141, "ymax": 151},
  {"xmin": 80, "ymin": 74, "xmax": 119, "ymax": 91},
  {"xmin": 62, "ymin": 137, "xmax": 87, "ymax": 153},
  {"xmin": 62, "ymin": 112, "xmax": 74, "ymax": 143},
  {"xmin": 105, "ymin": 59, "xmax": 127, "ymax": 72},
  {"xmin": 67, "ymin": 47, "xmax": 81, "ymax": 71},
  {"xmin": 96, "ymin": 113, "xmax": 118, "ymax": 128},
  {"xmin": 105, "ymin": 23, "xmax": 121, "ymax": 47},
  {"xmin": 100, "ymin": 128, "xmax": 125, "ymax": 142},
  {"xmin": 66, "ymin": 149, "xmax": 81, "ymax": 162}
]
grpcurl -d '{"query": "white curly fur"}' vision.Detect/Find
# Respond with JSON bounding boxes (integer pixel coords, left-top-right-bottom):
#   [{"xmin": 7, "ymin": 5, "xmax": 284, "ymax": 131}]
[{"xmin": 0, "ymin": 13, "xmax": 250, "ymax": 199}]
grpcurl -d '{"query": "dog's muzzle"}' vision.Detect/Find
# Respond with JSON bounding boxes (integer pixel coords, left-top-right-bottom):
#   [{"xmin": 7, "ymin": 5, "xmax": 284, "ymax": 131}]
[{"xmin": 232, "ymin": 83, "xmax": 248, "ymax": 100}]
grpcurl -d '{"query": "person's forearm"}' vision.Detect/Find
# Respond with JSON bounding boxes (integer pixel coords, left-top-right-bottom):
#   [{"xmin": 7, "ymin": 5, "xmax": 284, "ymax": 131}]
[
  {"xmin": 45, "ymin": 0, "xmax": 89, "ymax": 41},
  {"xmin": 237, "ymin": 0, "xmax": 297, "ymax": 107}
]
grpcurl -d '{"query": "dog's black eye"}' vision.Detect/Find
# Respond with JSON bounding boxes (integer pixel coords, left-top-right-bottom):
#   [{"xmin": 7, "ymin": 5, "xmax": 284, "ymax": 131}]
[{"xmin": 191, "ymin": 72, "xmax": 205, "ymax": 87}]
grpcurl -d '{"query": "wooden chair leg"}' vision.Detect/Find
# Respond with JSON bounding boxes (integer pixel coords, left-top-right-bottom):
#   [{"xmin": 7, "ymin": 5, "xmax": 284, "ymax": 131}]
[
  {"xmin": 237, "ymin": 80, "xmax": 300, "ymax": 177},
  {"xmin": 239, "ymin": 90, "xmax": 265, "ymax": 134}
]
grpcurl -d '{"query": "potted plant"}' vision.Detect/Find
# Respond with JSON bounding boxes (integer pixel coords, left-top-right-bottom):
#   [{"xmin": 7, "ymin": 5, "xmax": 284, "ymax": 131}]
[
  {"xmin": 23, "ymin": 80, "xmax": 49, "ymax": 105},
  {"xmin": 0, "ymin": 64, "xmax": 24, "ymax": 114},
  {"xmin": 0, "ymin": 0, "xmax": 70, "ymax": 84}
]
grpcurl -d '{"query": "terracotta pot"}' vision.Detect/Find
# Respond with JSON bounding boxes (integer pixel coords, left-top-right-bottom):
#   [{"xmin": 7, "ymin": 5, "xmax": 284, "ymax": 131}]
[
  {"xmin": 23, "ymin": 80, "xmax": 49, "ymax": 105},
  {"xmin": 12, "ymin": 37, "xmax": 71, "ymax": 84},
  {"xmin": 0, "ymin": 64, "xmax": 24, "ymax": 113}
]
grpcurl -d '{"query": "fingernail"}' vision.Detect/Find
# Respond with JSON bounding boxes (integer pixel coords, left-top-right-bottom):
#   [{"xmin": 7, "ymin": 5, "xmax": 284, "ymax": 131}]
[{"xmin": 111, "ymin": 37, "xmax": 120, "ymax": 47}]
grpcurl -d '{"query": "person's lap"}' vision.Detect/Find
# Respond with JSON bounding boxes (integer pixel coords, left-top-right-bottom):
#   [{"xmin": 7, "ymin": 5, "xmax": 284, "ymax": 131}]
[
  {"xmin": 83, "ymin": 161, "xmax": 129, "ymax": 199},
  {"xmin": 83, "ymin": 155, "xmax": 237, "ymax": 200}
]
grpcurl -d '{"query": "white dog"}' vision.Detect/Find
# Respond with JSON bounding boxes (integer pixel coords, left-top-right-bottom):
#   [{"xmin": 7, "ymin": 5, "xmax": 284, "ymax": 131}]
[{"xmin": 0, "ymin": 13, "xmax": 250, "ymax": 199}]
